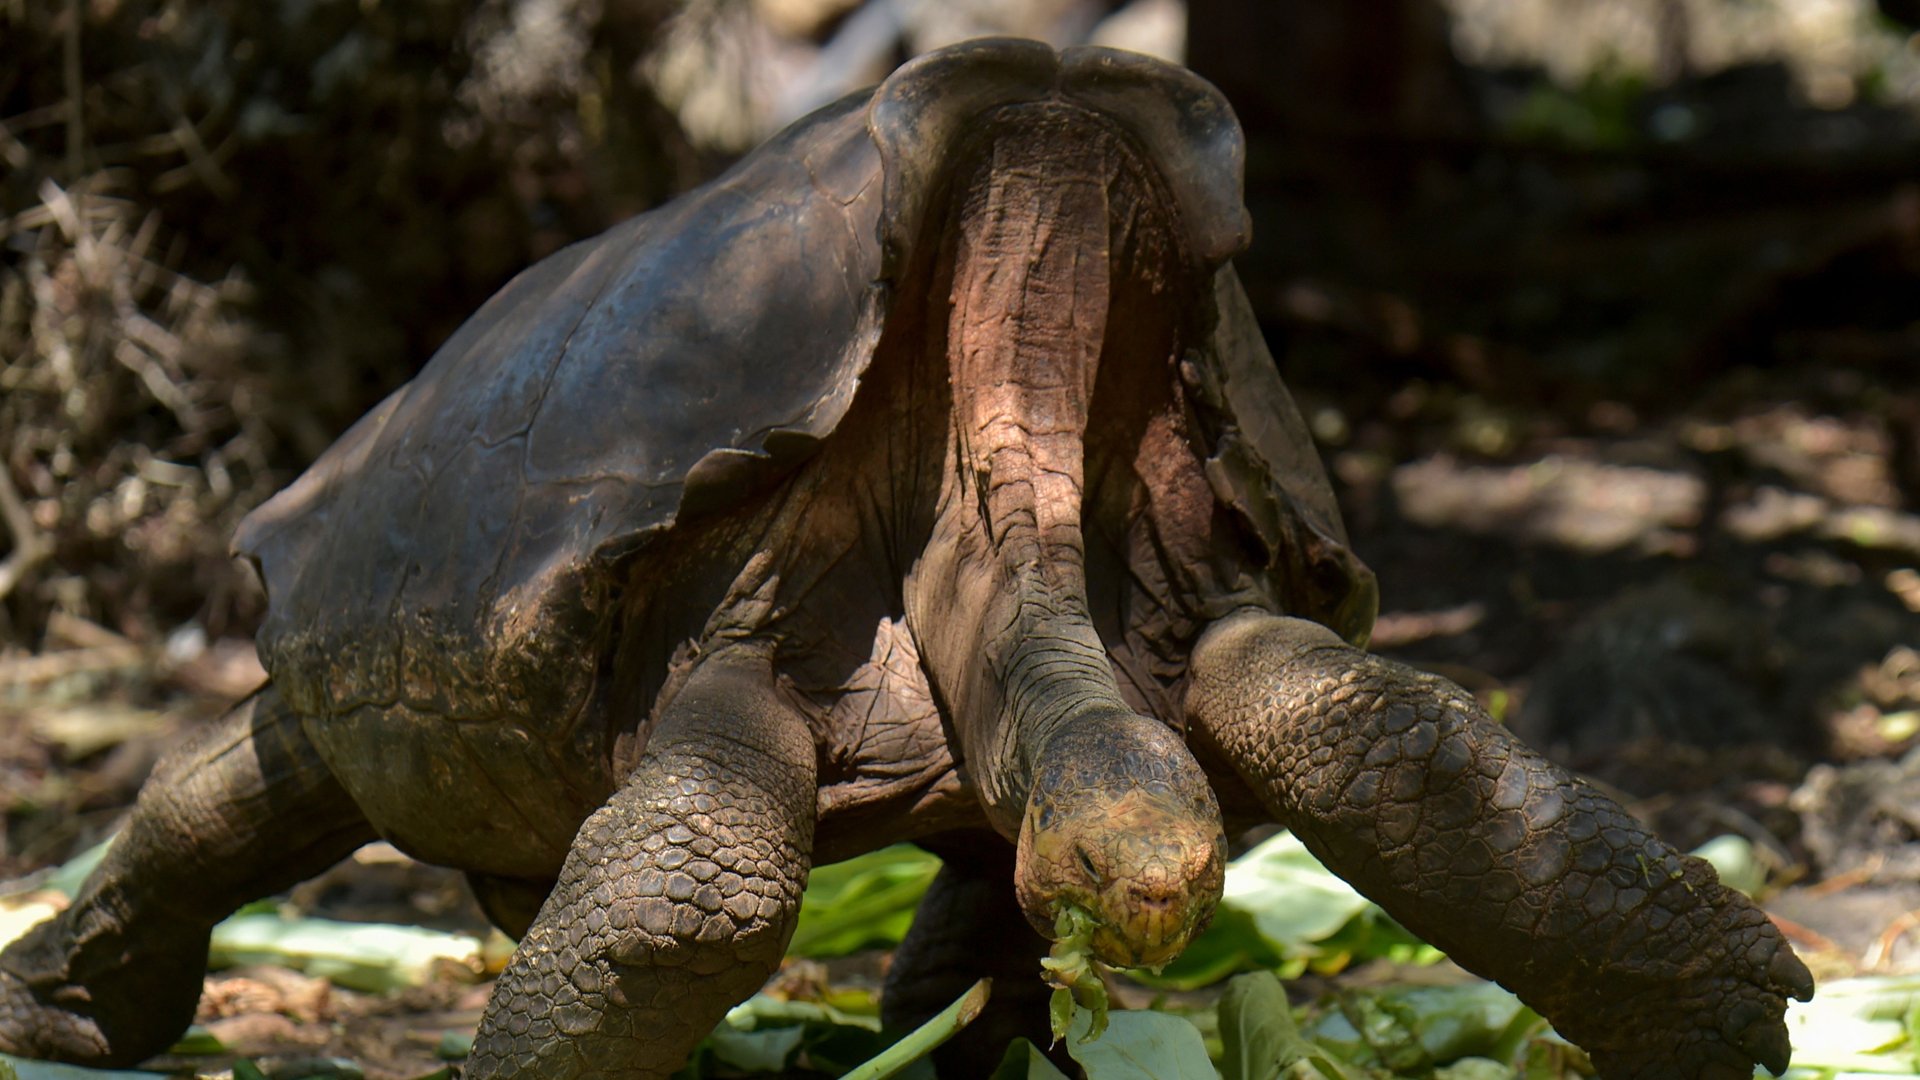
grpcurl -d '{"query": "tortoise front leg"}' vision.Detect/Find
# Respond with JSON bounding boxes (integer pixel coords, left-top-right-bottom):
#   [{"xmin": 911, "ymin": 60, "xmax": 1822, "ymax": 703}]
[
  {"xmin": 466, "ymin": 643, "xmax": 816, "ymax": 1079},
  {"xmin": 1184, "ymin": 612, "xmax": 1814, "ymax": 1080},
  {"xmin": 0, "ymin": 686, "xmax": 375, "ymax": 1064}
]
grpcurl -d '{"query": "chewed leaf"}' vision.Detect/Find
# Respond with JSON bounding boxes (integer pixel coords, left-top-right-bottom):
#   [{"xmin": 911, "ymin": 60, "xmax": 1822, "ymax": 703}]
[
  {"xmin": 1042, "ymin": 905, "xmax": 1110, "ymax": 1043},
  {"xmin": 1051, "ymin": 986, "xmax": 1076, "ymax": 1045}
]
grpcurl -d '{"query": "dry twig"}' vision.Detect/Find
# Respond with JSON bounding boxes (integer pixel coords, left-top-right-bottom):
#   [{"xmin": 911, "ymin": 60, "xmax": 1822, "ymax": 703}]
[{"xmin": 0, "ymin": 470, "xmax": 50, "ymax": 603}]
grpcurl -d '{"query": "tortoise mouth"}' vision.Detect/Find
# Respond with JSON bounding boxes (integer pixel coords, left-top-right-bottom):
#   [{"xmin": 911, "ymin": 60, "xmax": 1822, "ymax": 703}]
[{"xmin": 1013, "ymin": 714, "xmax": 1227, "ymax": 968}]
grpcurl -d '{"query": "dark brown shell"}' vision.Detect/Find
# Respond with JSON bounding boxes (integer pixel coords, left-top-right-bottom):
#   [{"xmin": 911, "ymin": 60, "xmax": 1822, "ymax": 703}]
[{"xmin": 233, "ymin": 40, "xmax": 1374, "ymax": 728}]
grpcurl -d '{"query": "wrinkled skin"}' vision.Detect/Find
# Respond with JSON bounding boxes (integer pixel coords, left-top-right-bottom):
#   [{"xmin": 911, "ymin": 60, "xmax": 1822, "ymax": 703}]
[{"xmin": 0, "ymin": 39, "xmax": 1809, "ymax": 1080}]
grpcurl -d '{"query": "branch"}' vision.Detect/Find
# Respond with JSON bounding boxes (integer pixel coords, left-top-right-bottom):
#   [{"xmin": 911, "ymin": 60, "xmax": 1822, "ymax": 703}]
[{"xmin": 0, "ymin": 468, "xmax": 50, "ymax": 602}]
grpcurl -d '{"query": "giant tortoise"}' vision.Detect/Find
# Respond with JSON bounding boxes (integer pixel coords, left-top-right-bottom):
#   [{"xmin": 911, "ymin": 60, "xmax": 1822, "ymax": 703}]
[{"xmin": 0, "ymin": 39, "xmax": 1810, "ymax": 1079}]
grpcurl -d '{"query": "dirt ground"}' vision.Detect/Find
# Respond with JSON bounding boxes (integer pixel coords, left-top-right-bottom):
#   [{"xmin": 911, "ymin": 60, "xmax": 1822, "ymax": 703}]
[{"xmin": 4, "ymin": 347, "xmax": 1918, "ymax": 1076}]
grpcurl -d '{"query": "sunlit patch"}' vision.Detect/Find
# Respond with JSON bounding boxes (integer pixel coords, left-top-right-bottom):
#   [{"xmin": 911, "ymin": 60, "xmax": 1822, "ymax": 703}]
[{"xmin": 1391, "ymin": 454, "xmax": 1704, "ymax": 555}]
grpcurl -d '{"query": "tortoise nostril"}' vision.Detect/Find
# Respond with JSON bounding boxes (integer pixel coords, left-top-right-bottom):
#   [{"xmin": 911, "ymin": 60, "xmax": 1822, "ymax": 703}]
[{"xmin": 1130, "ymin": 886, "xmax": 1177, "ymax": 911}]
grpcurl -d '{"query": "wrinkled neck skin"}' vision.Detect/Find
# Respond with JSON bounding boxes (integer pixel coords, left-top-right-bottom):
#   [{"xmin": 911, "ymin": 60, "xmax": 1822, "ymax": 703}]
[{"xmin": 902, "ymin": 102, "xmax": 1226, "ymax": 960}]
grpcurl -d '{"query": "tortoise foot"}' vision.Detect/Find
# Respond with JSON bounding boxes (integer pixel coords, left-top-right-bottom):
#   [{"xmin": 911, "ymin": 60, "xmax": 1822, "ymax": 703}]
[
  {"xmin": 0, "ymin": 945, "xmax": 114, "ymax": 1064},
  {"xmin": 1583, "ymin": 922, "xmax": 1813, "ymax": 1080},
  {"xmin": 0, "ymin": 914, "xmax": 203, "ymax": 1067}
]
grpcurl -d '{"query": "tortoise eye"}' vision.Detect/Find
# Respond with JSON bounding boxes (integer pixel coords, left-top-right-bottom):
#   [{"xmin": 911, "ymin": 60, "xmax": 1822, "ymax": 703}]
[{"xmin": 1075, "ymin": 845, "xmax": 1102, "ymax": 885}]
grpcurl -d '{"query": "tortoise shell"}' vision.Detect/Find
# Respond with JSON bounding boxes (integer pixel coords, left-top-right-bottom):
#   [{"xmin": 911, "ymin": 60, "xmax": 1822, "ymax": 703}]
[{"xmin": 234, "ymin": 39, "xmax": 1374, "ymax": 747}]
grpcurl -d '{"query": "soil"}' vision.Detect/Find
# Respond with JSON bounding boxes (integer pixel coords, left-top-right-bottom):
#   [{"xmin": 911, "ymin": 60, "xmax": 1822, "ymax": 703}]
[{"xmin": 5, "ymin": 345, "xmax": 1916, "ymax": 1076}]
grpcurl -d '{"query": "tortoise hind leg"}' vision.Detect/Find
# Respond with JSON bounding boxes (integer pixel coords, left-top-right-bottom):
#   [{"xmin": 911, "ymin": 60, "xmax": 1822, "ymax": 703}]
[
  {"xmin": 881, "ymin": 834, "xmax": 1062, "ymax": 1078},
  {"xmin": 465, "ymin": 642, "xmax": 816, "ymax": 1079},
  {"xmin": 0, "ymin": 685, "xmax": 375, "ymax": 1064},
  {"xmin": 466, "ymin": 873, "xmax": 555, "ymax": 940},
  {"xmin": 1184, "ymin": 612, "xmax": 1814, "ymax": 1080}
]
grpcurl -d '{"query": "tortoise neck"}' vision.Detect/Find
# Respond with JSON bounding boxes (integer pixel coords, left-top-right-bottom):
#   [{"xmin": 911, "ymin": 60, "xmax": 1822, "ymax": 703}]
[{"xmin": 905, "ymin": 103, "xmax": 1169, "ymax": 834}]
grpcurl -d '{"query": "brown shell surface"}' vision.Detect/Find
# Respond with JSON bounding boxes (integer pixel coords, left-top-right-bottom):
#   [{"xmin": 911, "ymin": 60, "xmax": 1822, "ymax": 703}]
[
  {"xmin": 234, "ymin": 94, "xmax": 887, "ymax": 727},
  {"xmin": 232, "ymin": 43, "xmax": 1374, "ymax": 738}
]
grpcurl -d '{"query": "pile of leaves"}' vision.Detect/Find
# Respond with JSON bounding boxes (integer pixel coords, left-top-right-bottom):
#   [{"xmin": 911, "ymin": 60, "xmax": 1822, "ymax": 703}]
[{"xmin": 11, "ymin": 832, "xmax": 1914, "ymax": 1080}]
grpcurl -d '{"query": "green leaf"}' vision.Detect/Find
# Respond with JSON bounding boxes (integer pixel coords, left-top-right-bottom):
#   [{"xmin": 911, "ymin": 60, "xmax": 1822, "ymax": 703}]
[
  {"xmin": 990, "ymin": 1039, "xmax": 1073, "ymax": 1080},
  {"xmin": 233, "ymin": 1061, "xmax": 269, "ymax": 1080},
  {"xmin": 1221, "ymin": 834, "xmax": 1375, "ymax": 951},
  {"xmin": 1517, "ymin": 1039, "xmax": 1586, "ymax": 1080},
  {"xmin": 1302, "ymin": 983, "xmax": 1537, "ymax": 1069},
  {"xmin": 787, "ymin": 845, "xmax": 941, "ymax": 958},
  {"xmin": 0, "ymin": 1055, "xmax": 165, "ymax": 1080},
  {"xmin": 1066, "ymin": 1009, "xmax": 1218, "ymax": 1080},
  {"xmin": 1485, "ymin": 1002, "xmax": 1549, "ymax": 1066},
  {"xmin": 1688, "ymin": 835, "xmax": 1764, "ymax": 897},
  {"xmin": 42, "ymin": 840, "xmax": 112, "ymax": 899},
  {"xmin": 724, "ymin": 993, "xmax": 882, "ymax": 1032},
  {"xmin": 686, "ymin": 990, "xmax": 896, "ymax": 1077},
  {"xmin": 1219, "ymin": 972, "xmax": 1302, "ymax": 1080},
  {"xmin": 838, "ymin": 978, "xmax": 991, "ymax": 1080},
  {"xmin": 1433, "ymin": 1057, "xmax": 1513, "ymax": 1080},
  {"xmin": 1778, "ymin": 974, "xmax": 1920, "ymax": 1074},
  {"xmin": 707, "ymin": 1022, "xmax": 806, "ymax": 1072},
  {"xmin": 267, "ymin": 1058, "xmax": 363, "ymax": 1079},
  {"xmin": 1219, "ymin": 973, "xmax": 1369, "ymax": 1080},
  {"xmin": 1337, "ymin": 993, "xmax": 1432, "ymax": 1075},
  {"xmin": 1302, "ymin": 913, "xmax": 1440, "ymax": 974},
  {"xmin": 167, "ymin": 1025, "xmax": 227, "ymax": 1054},
  {"xmin": 1147, "ymin": 832, "xmax": 1435, "ymax": 992},
  {"xmin": 0, "ymin": 894, "xmax": 59, "ymax": 953},
  {"xmin": 208, "ymin": 914, "xmax": 483, "ymax": 992}
]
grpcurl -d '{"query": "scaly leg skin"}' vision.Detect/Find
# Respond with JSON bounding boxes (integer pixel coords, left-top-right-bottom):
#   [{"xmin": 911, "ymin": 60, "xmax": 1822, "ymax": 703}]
[
  {"xmin": 882, "ymin": 835, "xmax": 1061, "ymax": 1078},
  {"xmin": 465, "ymin": 643, "xmax": 817, "ymax": 1079},
  {"xmin": 0, "ymin": 686, "xmax": 374, "ymax": 1064},
  {"xmin": 1185, "ymin": 613, "xmax": 1815, "ymax": 1080}
]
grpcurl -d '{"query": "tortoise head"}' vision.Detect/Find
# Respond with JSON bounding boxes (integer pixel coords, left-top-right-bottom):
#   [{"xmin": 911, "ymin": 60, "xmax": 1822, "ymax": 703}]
[{"xmin": 1015, "ymin": 709, "xmax": 1227, "ymax": 967}]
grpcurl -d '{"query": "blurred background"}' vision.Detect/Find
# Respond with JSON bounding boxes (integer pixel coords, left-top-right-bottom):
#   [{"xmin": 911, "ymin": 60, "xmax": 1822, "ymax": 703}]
[{"xmin": 3, "ymin": 0, "xmax": 1920, "ymax": 1068}]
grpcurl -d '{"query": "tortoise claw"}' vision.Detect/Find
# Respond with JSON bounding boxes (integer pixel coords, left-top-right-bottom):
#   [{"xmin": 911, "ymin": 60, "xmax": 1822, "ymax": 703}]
[
  {"xmin": 1771, "ymin": 943, "xmax": 1815, "ymax": 1002},
  {"xmin": 1736, "ymin": 1010, "xmax": 1793, "ymax": 1077},
  {"xmin": 1738, "ymin": 940, "xmax": 1812, "ymax": 1076}
]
